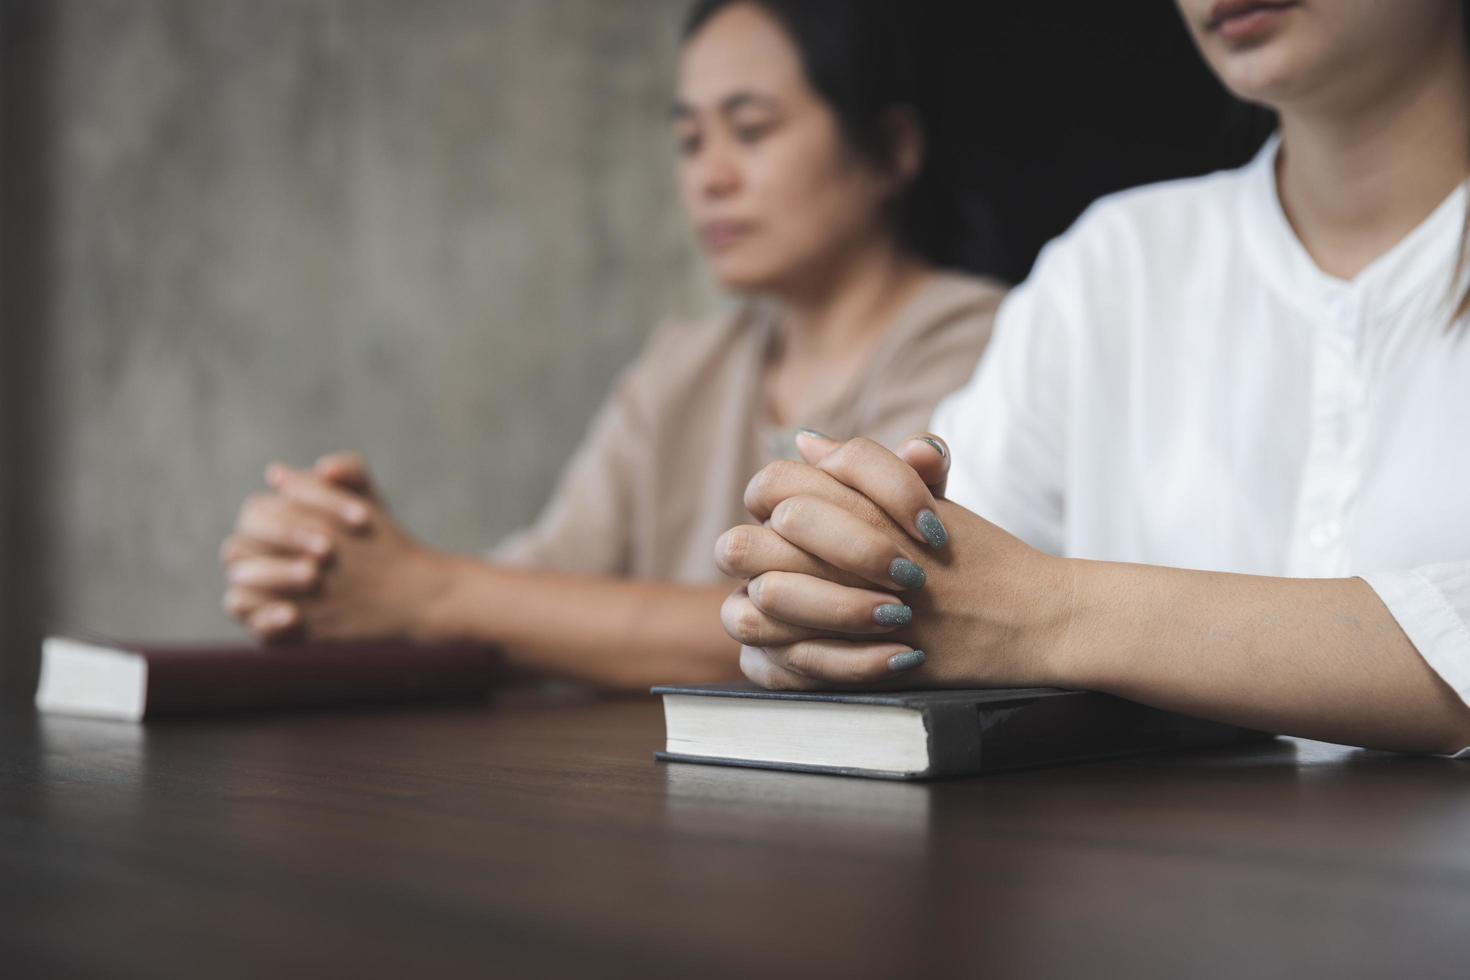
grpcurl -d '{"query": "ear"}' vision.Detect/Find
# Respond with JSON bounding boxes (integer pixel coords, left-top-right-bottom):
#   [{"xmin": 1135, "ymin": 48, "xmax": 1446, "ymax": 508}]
[{"xmin": 881, "ymin": 105, "xmax": 925, "ymax": 190}]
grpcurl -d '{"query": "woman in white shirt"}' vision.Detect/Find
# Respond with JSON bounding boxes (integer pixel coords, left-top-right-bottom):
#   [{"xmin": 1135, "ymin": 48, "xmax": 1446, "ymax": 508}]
[{"xmin": 715, "ymin": 0, "xmax": 1470, "ymax": 754}]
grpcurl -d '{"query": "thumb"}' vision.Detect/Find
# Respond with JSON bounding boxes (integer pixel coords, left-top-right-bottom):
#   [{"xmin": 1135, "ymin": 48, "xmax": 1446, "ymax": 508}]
[
  {"xmin": 896, "ymin": 434, "xmax": 949, "ymax": 499},
  {"xmin": 313, "ymin": 451, "xmax": 377, "ymax": 500},
  {"xmin": 793, "ymin": 428, "xmax": 842, "ymax": 465}
]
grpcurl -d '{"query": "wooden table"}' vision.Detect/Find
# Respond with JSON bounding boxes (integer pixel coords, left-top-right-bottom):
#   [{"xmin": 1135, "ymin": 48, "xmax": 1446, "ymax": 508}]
[{"xmin": 1, "ymin": 695, "xmax": 1467, "ymax": 979}]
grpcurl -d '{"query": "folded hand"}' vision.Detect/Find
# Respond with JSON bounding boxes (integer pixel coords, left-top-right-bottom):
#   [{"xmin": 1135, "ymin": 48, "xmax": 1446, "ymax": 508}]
[
  {"xmin": 219, "ymin": 452, "xmax": 445, "ymax": 642},
  {"xmin": 716, "ymin": 433, "xmax": 1070, "ymax": 691}
]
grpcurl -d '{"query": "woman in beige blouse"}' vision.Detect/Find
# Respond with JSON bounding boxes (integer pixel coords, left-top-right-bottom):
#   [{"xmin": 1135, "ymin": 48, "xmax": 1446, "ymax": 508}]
[{"xmin": 218, "ymin": 0, "xmax": 1006, "ymax": 688}]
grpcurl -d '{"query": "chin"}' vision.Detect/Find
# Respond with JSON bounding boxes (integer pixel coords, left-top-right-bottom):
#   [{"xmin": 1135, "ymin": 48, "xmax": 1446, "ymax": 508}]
[
  {"xmin": 1203, "ymin": 35, "xmax": 1328, "ymax": 107},
  {"xmin": 706, "ymin": 256, "xmax": 782, "ymax": 293}
]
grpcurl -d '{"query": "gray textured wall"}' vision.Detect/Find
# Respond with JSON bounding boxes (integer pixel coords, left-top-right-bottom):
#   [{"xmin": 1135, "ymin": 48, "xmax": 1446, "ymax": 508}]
[{"xmin": 9, "ymin": 0, "xmax": 718, "ymax": 692}]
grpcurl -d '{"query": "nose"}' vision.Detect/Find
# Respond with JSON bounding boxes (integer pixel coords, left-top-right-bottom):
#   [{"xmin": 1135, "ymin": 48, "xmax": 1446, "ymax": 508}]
[{"xmin": 690, "ymin": 144, "xmax": 740, "ymax": 200}]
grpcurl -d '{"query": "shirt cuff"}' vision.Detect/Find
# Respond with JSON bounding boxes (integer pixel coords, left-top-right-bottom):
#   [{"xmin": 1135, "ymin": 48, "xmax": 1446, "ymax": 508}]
[{"xmin": 1361, "ymin": 565, "xmax": 1470, "ymax": 759}]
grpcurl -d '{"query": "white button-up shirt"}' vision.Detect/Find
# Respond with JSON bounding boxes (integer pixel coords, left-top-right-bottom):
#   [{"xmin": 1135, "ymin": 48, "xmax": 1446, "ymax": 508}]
[{"xmin": 933, "ymin": 136, "xmax": 1470, "ymax": 756}]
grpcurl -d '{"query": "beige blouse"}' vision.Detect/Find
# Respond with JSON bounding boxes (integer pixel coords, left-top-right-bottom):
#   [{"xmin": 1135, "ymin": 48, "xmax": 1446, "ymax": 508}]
[{"xmin": 493, "ymin": 272, "xmax": 1006, "ymax": 584}]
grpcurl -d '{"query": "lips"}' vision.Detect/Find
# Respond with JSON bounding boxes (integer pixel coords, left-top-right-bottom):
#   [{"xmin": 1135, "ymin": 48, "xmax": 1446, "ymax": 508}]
[
  {"xmin": 1207, "ymin": 0, "xmax": 1300, "ymax": 33},
  {"xmin": 698, "ymin": 221, "xmax": 755, "ymax": 251}
]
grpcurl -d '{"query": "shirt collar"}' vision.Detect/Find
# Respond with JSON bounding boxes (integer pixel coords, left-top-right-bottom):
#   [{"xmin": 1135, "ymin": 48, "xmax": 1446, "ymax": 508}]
[{"xmin": 1242, "ymin": 132, "xmax": 1469, "ymax": 321}]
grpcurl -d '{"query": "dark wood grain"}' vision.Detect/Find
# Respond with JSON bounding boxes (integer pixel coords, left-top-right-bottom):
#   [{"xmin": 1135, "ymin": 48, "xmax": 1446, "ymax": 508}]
[{"xmin": 1, "ymin": 695, "xmax": 1467, "ymax": 979}]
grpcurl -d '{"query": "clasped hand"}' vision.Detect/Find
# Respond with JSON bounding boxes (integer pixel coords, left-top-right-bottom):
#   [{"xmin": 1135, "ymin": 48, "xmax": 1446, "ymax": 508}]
[
  {"xmin": 219, "ymin": 452, "xmax": 443, "ymax": 642},
  {"xmin": 715, "ymin": 433, "xmax": 1072, "ymax": 691}
]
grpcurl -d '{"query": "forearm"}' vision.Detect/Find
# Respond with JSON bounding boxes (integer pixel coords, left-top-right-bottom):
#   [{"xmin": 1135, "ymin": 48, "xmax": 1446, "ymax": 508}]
[
  {"xmin": 1052, "ymin": 560, "xmax": 1470, "ymax": 754},
  {"xmin": 416, "ymin": 553, "xmax": 740, "ymax": 691}
]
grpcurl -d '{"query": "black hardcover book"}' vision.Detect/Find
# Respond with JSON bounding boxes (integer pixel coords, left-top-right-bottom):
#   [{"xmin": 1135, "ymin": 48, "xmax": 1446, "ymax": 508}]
[{"xmin": 653, "ymin": 683, "xmax": 1271, "ymax": 780}]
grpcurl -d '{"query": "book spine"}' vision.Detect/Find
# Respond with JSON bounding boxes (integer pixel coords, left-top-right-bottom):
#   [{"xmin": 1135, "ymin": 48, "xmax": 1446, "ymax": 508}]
[{"xmin": 920, "ymin": 700, "xmax": 990, "ymax": 777}]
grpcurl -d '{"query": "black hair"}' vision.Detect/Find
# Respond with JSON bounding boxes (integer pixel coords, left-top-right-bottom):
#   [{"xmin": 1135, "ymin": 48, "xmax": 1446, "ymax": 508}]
[{"xmin": 681, "ymin": 0, "xmax": 1005, "ymax": 278}]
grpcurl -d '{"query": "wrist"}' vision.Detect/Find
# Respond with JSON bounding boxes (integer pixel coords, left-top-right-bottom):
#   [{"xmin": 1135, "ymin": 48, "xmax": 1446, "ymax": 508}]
[
  {"xmin": 1023, "ymin": 554, "xmax": 1085, "ymax": 689},
  {"xmin": 400, "ymin": 546, "xmax": 465, "ymax": 644}
]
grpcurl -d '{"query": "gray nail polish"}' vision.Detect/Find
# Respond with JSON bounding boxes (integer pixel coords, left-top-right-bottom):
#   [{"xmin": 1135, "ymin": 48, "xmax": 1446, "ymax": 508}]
[
  {"xmin": 888, "ymin": 649, "xmax": 926, "ymax": 673},
  {"xmin": 917, "ymin": 436, "xmax": 947, "ymax": 458},
  {"xmin": 889, "ymin": 557, "xmax": 926, "ymax": 590},
  {"xmin": 917, "ymin": 509, "xmax": 949, "ymax": 549},
  {"xmin": 796, "ymin": 427, "xmax": 831, "ymax": 441},
  {"xmin": 873, "ymin": 603, "xmax": 912, "ymax": 627}
]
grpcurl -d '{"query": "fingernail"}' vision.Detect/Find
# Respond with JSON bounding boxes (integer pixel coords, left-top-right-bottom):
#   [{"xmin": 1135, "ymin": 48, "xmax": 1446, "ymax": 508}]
[
  {"xmin": 267, "ymin": 605, "xmax": 295, "ymax": 628},
  {"xmin": 292, "ymin": 561, "xmax": 316, "ymax": 583},
  {"xmin": 888, "ymin": 649, "xmax": 926, "ymax": 673},
  {"xmin": 265, "ymin": 463, "xmax": 286, "ymax": 486},
  {"xmin": 304, "ymin": 532, "xmax": 331, "ymax": 555},
  {"xmin": 917, "ymin": 509, "xmax": 948, "ymax": 549},
  {"xmin": 916, "ymin": 436, "xmax": 947, "ymax": 459},
  {"xmin": 889, "ymin": 557, "xmax": 926, "ymax": 590},
  {"xmin": 795, "ymin": 428, "xmax": 832, "ymax": 445},
  {"xmin": 874, "ymin": 603, "xmax": 912, "ymax": 627},
  {"xmin": 343, "ymin": 502, "xmax": 370, "ymax": 525}
]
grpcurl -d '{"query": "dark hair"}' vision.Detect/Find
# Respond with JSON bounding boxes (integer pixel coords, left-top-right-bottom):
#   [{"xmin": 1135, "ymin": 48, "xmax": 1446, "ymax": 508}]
[{"xmin": 681, "ymin": 0, "xmax": 1004, "ymax": 277}]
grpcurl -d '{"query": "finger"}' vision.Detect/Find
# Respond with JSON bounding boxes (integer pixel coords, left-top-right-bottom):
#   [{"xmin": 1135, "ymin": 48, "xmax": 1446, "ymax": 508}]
[
  {"xmin": 226, "ymin": 556, "xmax": 322, "ymax": 594},
  {"xmin": 713, "ymin": 523, "xmax": 870, "ymax": 589},
  {"xmin": 219, "ymin": 530, "xmax": 320, "ymax": 564},
  {"xmin": 748, "ymin": 571, "xmax": 911, "ymax": 634},
  {"xmin": 248, "ymin": 601, "xmax": 301, "ymax": 639},
  {"xmin": 223, "ymin": 587, "xmax": 300, "ymax": 637},
  {"xmin": 740, "ymin": 645, "xmax": 829, "ymax": 691},
  {"xmin": 237, "ymin": 494, "xmax": 336, "ymax": 558},
  {"xmin": 801, "ymin": 429, "xmax": 951, "ymax": 503},
  {"xmin": 768, "ymin": 494, "xmax": 929, "ymax": 592},
  {"xmin": 313, "ymin": 451, "xmax": 377, "ymax": 499},
  {"xmin": 223, "ymin": 585, "xmax": 266, "ymax": 622},
  {"xmin": 896, "ymin": 433, "xmax": 949, "ymax": 499},
  {"xmin": 814, "ymin": 437, "xmax": 947, "ymax": 550},
  {"xmin": 763, "ymin": 638, "xmax": 927, "ymax": 685},
  {"xmin": 743, "ymin": 459, "xmax": 893, "ymax": 530},
  {"xmin": 219, "ymin": 532, "xmax": 279, "ymax": 565},
  {"xmin": 721, "ymin": 588, "xmax": 825, "ymax": 647},
  {"xmin": 793, "ymin": 428, "xmax": 841, "ymax": 465},
  {"xmin": 266, "ymin": 464, "xmax": 372, "ymax": 530}
]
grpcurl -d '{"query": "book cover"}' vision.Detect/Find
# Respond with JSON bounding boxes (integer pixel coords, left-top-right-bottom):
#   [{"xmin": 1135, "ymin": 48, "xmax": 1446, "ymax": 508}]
[{"xmin": 36, "ymin": 634, "xmax": 505, "ymax": 721}]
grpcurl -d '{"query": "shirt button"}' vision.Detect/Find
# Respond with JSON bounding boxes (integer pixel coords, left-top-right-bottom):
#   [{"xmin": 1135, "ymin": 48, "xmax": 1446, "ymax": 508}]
[{"xmin": 1308, "ymin": 521, "xmax": 1343, "ymax": 548}]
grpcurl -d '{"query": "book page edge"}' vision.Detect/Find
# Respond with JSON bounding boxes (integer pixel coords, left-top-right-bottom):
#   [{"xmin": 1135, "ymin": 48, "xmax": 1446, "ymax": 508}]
[{"xmin": 35, "ymin": 636, "xmax": 148, "ymax": 722}]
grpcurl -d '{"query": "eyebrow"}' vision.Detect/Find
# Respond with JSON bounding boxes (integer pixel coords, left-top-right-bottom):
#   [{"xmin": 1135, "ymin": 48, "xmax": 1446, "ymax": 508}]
[{"xmin": 670, "ymin": 91, "xmax": 781, "ymax": 121}]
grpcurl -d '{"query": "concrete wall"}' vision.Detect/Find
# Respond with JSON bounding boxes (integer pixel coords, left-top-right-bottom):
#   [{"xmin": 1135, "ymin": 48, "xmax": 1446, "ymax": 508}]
[{"xmin": 7, "ymin": 0, "xmax": 716, "ymax": 694}]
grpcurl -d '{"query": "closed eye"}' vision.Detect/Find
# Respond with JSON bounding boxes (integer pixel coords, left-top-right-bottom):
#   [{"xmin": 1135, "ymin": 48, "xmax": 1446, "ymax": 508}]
[
  {"xmin": 674, "ymin": 128, "xmax": 702, "ymax": 156},
  {"xmin": 733, "ymin": 122, "xmax": 774, "ymax": 145}
]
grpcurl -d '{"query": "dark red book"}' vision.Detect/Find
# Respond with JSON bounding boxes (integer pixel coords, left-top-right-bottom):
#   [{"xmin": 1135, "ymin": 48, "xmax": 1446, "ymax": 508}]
[{"xmin": 35, "ymin": 634, "xmax": 503, "ymax": 721}]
